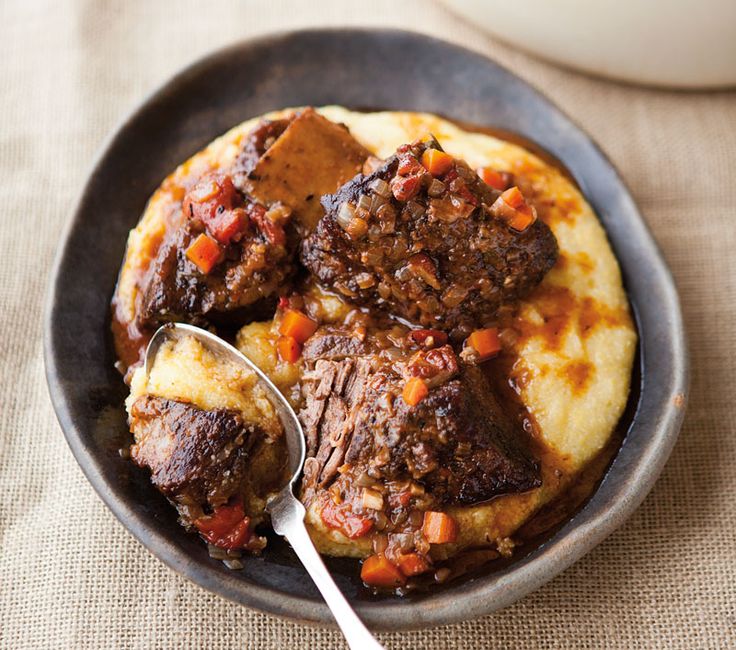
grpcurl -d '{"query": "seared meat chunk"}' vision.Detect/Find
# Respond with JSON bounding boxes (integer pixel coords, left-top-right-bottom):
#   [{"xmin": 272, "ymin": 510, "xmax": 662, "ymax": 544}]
[
  {"xmin": 130, "ymin": 394, "xmax": 287, "ymax": 551},
  {"xmin": 130, "ymin": 395, "xmax": 256, "ymax": 513},
  {"xmin": 298, "ymin": 328, "xmax": 540, "ymax": 507},
  {"xmin": 137, "ymin": 173, "xmax": 295, "ymax": 327},
  {"xmin": 301, "ymin": 139, "xmax": 559, "ymax": 335},
  {"xmin": 234, "ymin": 108, "xmax": 370, "ymax": 233}
]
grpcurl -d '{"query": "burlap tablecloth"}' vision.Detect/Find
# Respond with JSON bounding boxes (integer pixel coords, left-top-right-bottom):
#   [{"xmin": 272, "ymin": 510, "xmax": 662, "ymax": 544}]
[{"xmin": 1, "ymin": 1, "xmax": 734, "ymax": 647}]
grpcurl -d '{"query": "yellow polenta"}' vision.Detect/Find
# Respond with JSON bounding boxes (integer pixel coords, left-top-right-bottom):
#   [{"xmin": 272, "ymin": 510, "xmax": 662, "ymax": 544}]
[{"xmin": 121, "ymin": 107, "xmax": 637, "ymax": 559}]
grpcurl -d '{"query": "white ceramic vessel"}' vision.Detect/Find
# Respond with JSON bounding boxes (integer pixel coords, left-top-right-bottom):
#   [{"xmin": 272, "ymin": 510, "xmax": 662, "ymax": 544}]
[{"xmin": 440, "ymin": 0, "xmax": 736, "ymax": 88}]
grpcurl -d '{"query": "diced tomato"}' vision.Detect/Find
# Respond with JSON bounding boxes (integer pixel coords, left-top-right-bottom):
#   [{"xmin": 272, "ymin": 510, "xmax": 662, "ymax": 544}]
[
  {"xmin": 361, "ymin": 554, "xmax": 406, "ymax": 588},
  {"xmin": 277, "ymin": 335, "xmax": 301, "ymax": 363},
  {"xmin": 408, "ymin": 329, "xmax": 449, "ymax": 348},
  {"xmin": 477, "ymin": 167, "xmax": 510, "ymax": 191},
  {"xmin": 397, "ymin": 552, "xmax": 431, "ymax": 577},
  {"xmin": 467, "ymin": 328, "xmax": 502, "ymax": 360},
  {"xmin": 185, "ymin": 233, "xmax": 222, "ymax": 274},
  {"xmin": 182, "ymin": 174, "xmax": 251, "ymax": 245},
  {"xmin": 421, "ymin": 149, "xmax": 454, "ymax": 177},
  {"xmin": 184, "ymin": 175, "xmax": 241, "ymax": 221},
  {"xmin": 249, "ymin": 203, "xmax": 286, "ymax": 246},
  {"xmin": 422, "ymin": 511, "xmax": 459, "ymax": 544},
  {"xmin": 391, "ymin": 174, "xmax": 422, "ymax": 202},
  {"xmin": 194, "ymin": 501, "xmax": 252, "ymax": 550},
  {"xmin": 397, "ymin": 154, "xmax": 424, "ymax": 176},
  {"xmin": 220, "ymin": 518, "xmax": 251, "ymax": 549},
  {"xmin": 402, "ymin": 377, "xmax": 428, "ymax": 406},
  {"xmin": 278, "ymin": 309, "xmax": 318, "ymax": 344},
  {"xmin": 388, "ymin": 491, "xmax": 412, "ymax": 508},
  {"xmin": 320, "ymin": 499, "xmax": 374, "ymax": 539},
  {"xmin": 277, "ymin": 296, "xmax": 290, "ymax": 311},
  {"xmin": 209, "ymin": 207, "xmax": 247, "ymax": 245}
]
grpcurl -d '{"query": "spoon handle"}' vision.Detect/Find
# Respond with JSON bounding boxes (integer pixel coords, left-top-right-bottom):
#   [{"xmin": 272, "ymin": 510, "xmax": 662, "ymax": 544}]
[{"xmin": 269, "ymin": 490, "xmax": 385, "ymax": 650}]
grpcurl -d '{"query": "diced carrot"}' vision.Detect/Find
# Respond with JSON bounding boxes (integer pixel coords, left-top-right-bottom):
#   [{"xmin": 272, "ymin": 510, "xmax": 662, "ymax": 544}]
[
  {"xmin": 500, "ymin": 186, "xmax": 525, "ymax": 209},
  {"xmin": 422, "ymin": 511, "xmax": 459, "ymax": 544},
  {"xmin": 506, "ymin": 204, "xmax": 536, "ymax": 231},
  {"xmin": 467, "ymin": 328, "xmax": 502, "ymax": 360},
  {"xmin": 421, "ymin": 149, "xmax": 454, "ymax": 177},
  {"xmin": 477, "ymin": 167, "xmax": 509, "ymax": 191},
  {"xmin": 278, "ymin": 309, "xmax": 318, "ymax": 344},
  {"xmin": 185, "ymin": 233, "xmax": 222, "ymax": 274},
  {"xmin": 402, "ymin": 377, "xmax": 428, "ymax": 406},
  {"xmin": 277, "ymin": 335, "xmax": 301, "ymax": 363},
  {"xmin": 361, "ymin": 554, "xmax": 406, "ymax": 588},
  {"xmin": 397, "ymin": 552, "xmax": 431, "ymax": 577},
  {"xmin": 491, "ymin": 191, "xmax": 537, "ymax": 232}
]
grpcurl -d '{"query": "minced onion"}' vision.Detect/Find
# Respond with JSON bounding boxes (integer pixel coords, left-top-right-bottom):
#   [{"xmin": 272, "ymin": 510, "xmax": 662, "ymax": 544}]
[
  {"xmin": 405, "ymin": 201, "xmax": 426, "ymax": 220},
  {"xmin": 336, "ymin": 201, "xmax": 356, "ymax": 230},
  {"xmin": 357, "ymin": 194, "xmax": 373, "ymax": 212},
  {"xmin": 427, "ymin": 178, "xmax": 446, "ymax": 197},
  {"xmin": 362, "ymin": 487, "xmax": 384, "ymax": 510},
  {"xmin": 223, "ymin": 559, "xmax": 244, "ymax": 570},
  {"xmin": 369, "ymin": 177, "xmax": 391, "ymax": 198}
]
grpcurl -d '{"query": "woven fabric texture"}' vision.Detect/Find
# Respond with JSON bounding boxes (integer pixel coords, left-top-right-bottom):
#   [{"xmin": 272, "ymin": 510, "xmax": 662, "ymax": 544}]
[{"xmin": 1, "ymin": 1, "xmax": 734, "ymax": 648}]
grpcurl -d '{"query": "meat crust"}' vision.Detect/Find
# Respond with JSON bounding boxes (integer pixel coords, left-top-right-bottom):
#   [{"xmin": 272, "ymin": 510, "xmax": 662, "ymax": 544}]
[
  {"xmin": 137, "ymin": 180, "xmax": 294, "ymax": 328},
  {"xmin": 301, "ymin": 140, "xmax": 558, "ymax": 335},
  {"xmin": 129, "ymin": 395, "xmax": 257, "ymax": 515},
  {"xmin": 298, "ymin": 329, "xmax": 541, "ymax": 507}
]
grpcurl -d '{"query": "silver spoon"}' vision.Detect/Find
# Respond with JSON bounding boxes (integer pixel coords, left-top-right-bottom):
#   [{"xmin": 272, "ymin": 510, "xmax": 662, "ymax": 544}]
[{"xmin": 145, "ymin": 323, "xmax": 385, "ymax": 650}]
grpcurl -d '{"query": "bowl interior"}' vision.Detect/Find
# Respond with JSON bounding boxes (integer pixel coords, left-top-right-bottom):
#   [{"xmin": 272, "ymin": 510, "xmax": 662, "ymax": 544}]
[{"xmin": 45, "ymin": 28, "xmax": 687, "ymax": 629}]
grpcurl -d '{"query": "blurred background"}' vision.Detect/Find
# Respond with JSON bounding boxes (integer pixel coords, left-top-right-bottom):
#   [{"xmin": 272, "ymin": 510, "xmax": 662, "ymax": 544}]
[{"xmin": 1, "ymin": 1, "xmax": 734, "ymax": 648}]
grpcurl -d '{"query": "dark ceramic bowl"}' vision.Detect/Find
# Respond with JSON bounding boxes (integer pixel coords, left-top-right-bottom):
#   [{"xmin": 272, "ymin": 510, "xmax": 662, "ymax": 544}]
[{"xmin": 44, "ymin": 29, "xmax": 688, "ymax": 629}]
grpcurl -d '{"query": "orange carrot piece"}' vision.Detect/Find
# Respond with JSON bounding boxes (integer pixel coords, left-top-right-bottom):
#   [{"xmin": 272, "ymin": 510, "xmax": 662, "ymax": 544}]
[
  {"xmin": 467, "ymin": 328, "xmax": 502, "ymax": 360},
  {"xmin": 506, "ymin": 204, "xmax": 536, "ymax": 231},
  {"xmin": 185, "ymin": 233, "xmax": 222, "ymax": 274},
  {"xmin": 402, "ymin": 377, "xmax": 429, "ymax": 406},
  {"xmin": 422, "ymin": 511, "xmax": 459, "ymax": 544},
  {"xmin": 500, "ymin": 186, "xmax": 525, "ymax": 209},
  {"xmin": 278, "ymin": 309, "xmax": 318, "ymax": 343},
  {"xmin": 361, "ymin": 554, "xmax": 406, "ymax": 588},
  {"xmin": 477, "ymin": 167, "xmax": 508, "ymax": 191},
  {"xmin": 421, "ymin": 149, "xmax": 454, "ymax": 177},
  {"xmin": 277, "ymin": 335, "xmax": 301, "ymax": 363},
  {"xmin": 397, "ymin": 552, "xmax": 431, "ymax": 577}
]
